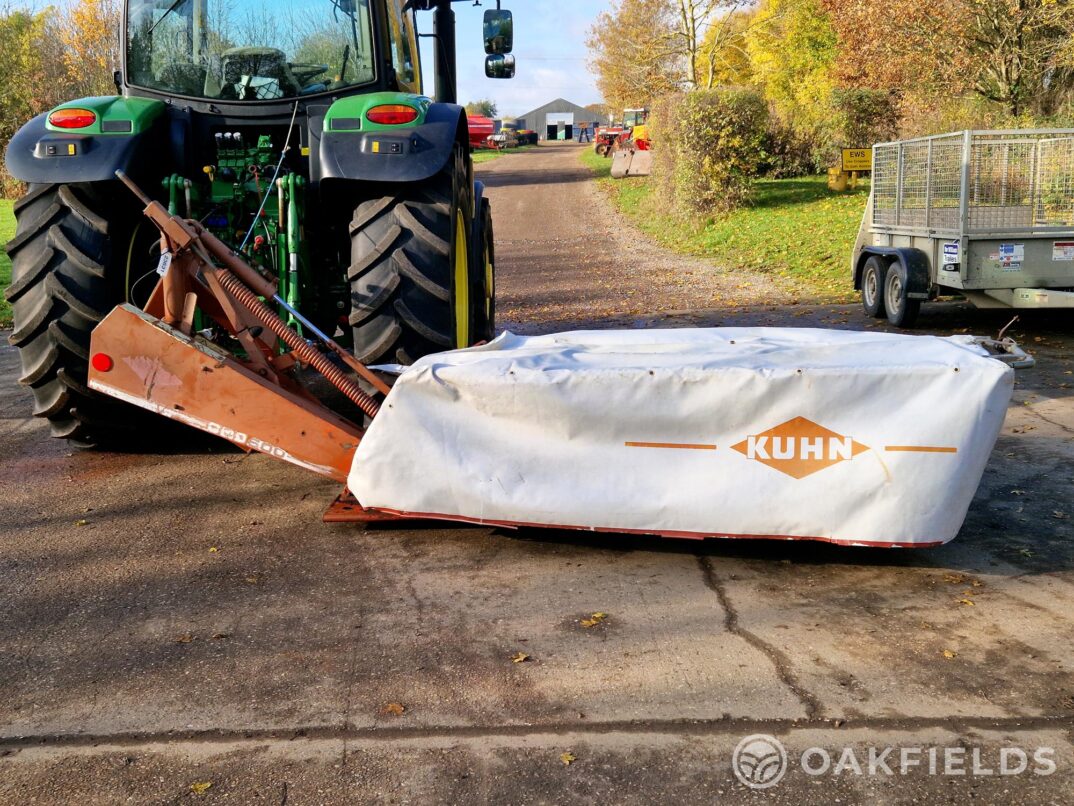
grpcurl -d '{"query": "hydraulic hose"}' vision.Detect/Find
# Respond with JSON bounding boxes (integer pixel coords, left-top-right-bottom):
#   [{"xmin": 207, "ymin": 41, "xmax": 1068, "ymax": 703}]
[{"xmin": 211, "ymin": 265, "xmax": 381, "ymax": 419}]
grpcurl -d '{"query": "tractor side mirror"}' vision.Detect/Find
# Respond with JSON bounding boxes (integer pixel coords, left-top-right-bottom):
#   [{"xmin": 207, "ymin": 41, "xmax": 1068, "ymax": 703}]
[
  {"xmin": 485, "ymin": 54, "xmax": 516, "ymax": 79},
  {"xmin": 483, "ymin": 9, "xmax": 513, "ymax": 55}
]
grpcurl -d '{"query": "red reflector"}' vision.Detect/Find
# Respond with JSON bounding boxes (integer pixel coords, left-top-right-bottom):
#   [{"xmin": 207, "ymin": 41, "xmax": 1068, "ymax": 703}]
[
  {"xmin": 48, "ymin": 108, "xmax": 97, "ymax": 129},
  {"xmin": 366, "ymin": 104, "xmax": 418, "ymax": 125},
  {"xmin": 91, "ymin": 353, "xmax": 114, "ymax": 372}
]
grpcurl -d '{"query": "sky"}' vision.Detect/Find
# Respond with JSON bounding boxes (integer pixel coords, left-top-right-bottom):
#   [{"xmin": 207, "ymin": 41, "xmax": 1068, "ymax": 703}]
[{"xmin": 416, "ymin": 1, "xmax": 607, "ymax": 117}]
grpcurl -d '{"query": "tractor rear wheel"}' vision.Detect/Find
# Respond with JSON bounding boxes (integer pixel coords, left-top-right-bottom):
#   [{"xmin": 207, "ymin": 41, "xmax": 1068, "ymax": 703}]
[
  {"xmin": 349, "ymin": 144, "xmax": 478, "ymax": 364},
  {"xmin": 5, "ymin": 182, "xmax": 140, "ymax": 445}
]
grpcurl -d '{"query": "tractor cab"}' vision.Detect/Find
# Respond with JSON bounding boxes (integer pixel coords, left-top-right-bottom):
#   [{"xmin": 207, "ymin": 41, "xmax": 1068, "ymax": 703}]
[
  {"xmin": 623, "ymin": 108, "xmax": 649, "ymax": 129},
  {"xmin": 125, "ymin": 0, "xmax": 410, "ymax": 101}
]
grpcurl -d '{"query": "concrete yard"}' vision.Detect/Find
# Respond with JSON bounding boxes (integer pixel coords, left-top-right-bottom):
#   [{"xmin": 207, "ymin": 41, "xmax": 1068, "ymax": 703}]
[{"xmin": 1, "ymin": 142, "xmax": 1073, "ymax": 803}]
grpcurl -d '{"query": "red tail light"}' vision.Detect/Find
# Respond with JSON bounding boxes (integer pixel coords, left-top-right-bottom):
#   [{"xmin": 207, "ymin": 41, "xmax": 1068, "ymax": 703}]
[
  {"xmin": 91, "ymin": 353, "xmax": 114, "ymax": 372},
  {"xmin": 48, "ymin": 108, "xmax": 97, "ymax": 129},
  {"xmin": 366, "ymin": 104, "xmax": 418, "ymax": 125}
]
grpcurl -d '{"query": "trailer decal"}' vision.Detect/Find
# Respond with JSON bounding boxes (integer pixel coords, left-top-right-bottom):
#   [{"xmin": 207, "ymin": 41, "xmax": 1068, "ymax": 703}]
[
  {"xmin": 942, "ymin": 242, "xmax": 960, "ymax": 267},
  {"xmin": 1053, "ymin": 241, "xmax": 1074, "ymax": 261},
  {"xmin": 998, "ymin": 243, "xmax": 1025, "ymax": 271}
]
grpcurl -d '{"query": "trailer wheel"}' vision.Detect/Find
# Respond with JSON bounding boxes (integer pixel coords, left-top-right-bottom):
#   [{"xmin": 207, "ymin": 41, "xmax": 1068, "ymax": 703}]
[
  {"xmin": 883, "ymin": 260, "xmax": 921, "ymax": 328},
  {"xmin": 860, "ymin": 256, "xmax": 887, "ymax": 318},
  {"xmin": 5, "ymin": 182, "xmax": 145, "ymax": 445},
  {"xmin": 349, "ymin": 144, "xmax": 476, "ymax": 364}
]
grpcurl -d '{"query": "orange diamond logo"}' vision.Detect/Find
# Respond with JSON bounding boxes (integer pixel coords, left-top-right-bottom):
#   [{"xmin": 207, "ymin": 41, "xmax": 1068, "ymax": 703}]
[{"xmin": 731, "ymin": 416, "xmax": 870, "ymax": 479}]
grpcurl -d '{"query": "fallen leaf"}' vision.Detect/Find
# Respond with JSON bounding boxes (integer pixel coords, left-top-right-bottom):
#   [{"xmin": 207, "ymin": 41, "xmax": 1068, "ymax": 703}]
[
  {"xmin": 210, "ymin": 632, "xmax": 229, "ymax": 641},
  {"xmin": 1020, "ymin": 549, "xmax": 1035, "ymax": 558},
  {"xmin": 208, "ymin": 547, "xmax": 219, "ymax": 553},
  {"xmin": 510, "ymin": 652, "xmax": 530, "ymax": 664},
  {"xmin": 970, "ymin": 579, "xmax": 983, "ymax": 587},
  {"xmin": 1053, "ymin": 510, "xmax": 1070, "ymax": 520},
  {"xmin": 560, "ymin": 751, "xmax": 576, "ymax": 766},
  {"xmin": 943, "ymin": 650, "xmax": 957, "ymax": 659},
  {"xmin": 1011, "ymin": 489, "xmax": 1026, "ymax": 496},
  {"xmin": 190, "ymin": 781, "xmax": 212, "ymax": 795},
  {"xmin": 956, "ymin": 598, "xmax": 976, "ymax": 607},
  {"xmin": 175, "ymin": 633, "xmax": 195, "ymax": 643},
  {"xmin": 74, "ymin": 519, "xmax": 88, "ymax": 527},
  {"xmin": 382, "ymin": 702, "xmax": 405, "ymax": 716},
  {"xmin": 942, "ymin": 573, "xmax": 965, "ymax": 584},
  {"xmin": 580, "ymin": 612, "xmax": 607, "ymax": 628}
]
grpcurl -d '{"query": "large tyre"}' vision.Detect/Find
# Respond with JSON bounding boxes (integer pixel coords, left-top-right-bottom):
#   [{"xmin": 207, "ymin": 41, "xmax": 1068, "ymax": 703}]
[
  {"xmin": 5, "ymin": 183, "xmax": 138, "ymax": 445},
  {"xmin": 349, "ymin": 145, "xmax": 478, "ymax": 364},
  {"xmin": 860, "ymin": 255, "xmax": 887, "ymax": 318}
]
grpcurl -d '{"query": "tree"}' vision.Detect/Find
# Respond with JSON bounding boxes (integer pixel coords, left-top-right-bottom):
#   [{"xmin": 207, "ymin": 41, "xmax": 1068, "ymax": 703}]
[
  {"xmin": 584, "ymin": 102, "xmax": 610, "ymax": 123},
  {"xmin": 586, "ymin": 0, "xmax": 683, "ymax": 110},
  {"xmin": 58, "ymin": 0, "xmax": 121, "ymax": 97},
  {"xmin": 824, "ymin": 0, "xmax": 1074, "ymax": 119},
  {"xmin": 745, "ymin": 0, "xmax": 838, "ymax": 133},
  {"xmin": 696, "ymin": 5, "xmax": 757, "ymax": 88},
  {"xmin": 465, "ymin": 99, "xmax": 498, "ymax": 117}
]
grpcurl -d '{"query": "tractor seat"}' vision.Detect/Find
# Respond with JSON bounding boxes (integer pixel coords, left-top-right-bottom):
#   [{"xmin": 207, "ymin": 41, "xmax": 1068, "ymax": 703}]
[{"xmin": 219, "ymin": 47, "xmax": 300, "ymax": 100}]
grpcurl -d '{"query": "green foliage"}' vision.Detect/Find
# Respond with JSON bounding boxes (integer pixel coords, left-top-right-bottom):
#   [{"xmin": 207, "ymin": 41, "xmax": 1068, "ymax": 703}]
[
  {"xmin": 0, "ymin": 199, "xmax": 13, "ymax": 325},
  {"xmin": 831, "ymin": 88, "xmax": 898, "ymax": 148},
  {"xmin": 583, "ymin": 149, "xmax": 865, "ymax": 300},
  {"xmin": 746, "ymin": 0, "xmax": 838, "ymax": 138},
  {"xmin": 652, "ymin": 88, "xmax": 769, "ymax": 215},
  {"xmin": 471, "ymin": 144, "xmax": 537, "ymax": 165},
  {"xmin": 465, "ymin": 99, "xmax": 498, "ymax": 118}
]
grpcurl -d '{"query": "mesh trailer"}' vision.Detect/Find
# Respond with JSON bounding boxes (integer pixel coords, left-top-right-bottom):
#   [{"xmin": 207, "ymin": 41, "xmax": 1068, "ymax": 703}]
[{"xmin": 851, "ymin": 129, "xmax": 1074, "ymax": 326}]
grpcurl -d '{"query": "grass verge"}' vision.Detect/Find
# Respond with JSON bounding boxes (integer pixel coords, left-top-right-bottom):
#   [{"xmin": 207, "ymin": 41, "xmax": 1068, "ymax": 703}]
[
  {"xmin": 579, "ymin": 148, "xmax": 867, "ymax": 301},
  {"xmin": 472, "ymin": 144, "xmax": 538, "ymax": 165},
  {"xmin": 0, "ymin": 199, "xmax": 13, "ymax": 326}
]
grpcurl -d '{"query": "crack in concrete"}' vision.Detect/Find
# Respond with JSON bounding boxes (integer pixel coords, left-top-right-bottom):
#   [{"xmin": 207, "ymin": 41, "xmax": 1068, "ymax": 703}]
[
  {"xmin": 695, "ymin": 554, "xmax": 823, "ymax": 721},
  {"xmin": 3, "ymin": 713, "xmax": 1073, "ymax": 754},
  {"xmin": 1021, "ymin": 405, "xmax": 1074, "ymax": 438}
]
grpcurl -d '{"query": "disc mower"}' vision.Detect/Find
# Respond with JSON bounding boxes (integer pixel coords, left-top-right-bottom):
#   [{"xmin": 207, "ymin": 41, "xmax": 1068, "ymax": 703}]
[{"xmin": 2, "ymin": 1, "xmax": 1033, "ymax": 548}]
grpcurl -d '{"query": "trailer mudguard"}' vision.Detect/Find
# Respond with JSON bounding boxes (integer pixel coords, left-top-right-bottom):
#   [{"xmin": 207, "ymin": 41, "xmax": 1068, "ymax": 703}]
[
  {"xmin": 855, "ymin": 247, "xmax": 933, "ymax": 299},
  {"xmin": 5, "ymin": 97, "xmax": 166, "ymax": 185},
  {"xmin": 316, "ymin": 102, "xmax": 466, "ymax": 185}
]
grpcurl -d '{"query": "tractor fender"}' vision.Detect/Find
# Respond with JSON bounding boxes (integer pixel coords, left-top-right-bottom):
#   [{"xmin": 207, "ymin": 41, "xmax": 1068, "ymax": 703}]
[
  {"xmin": 316, "ymin": 103, "xmax": 466, "ymax": 185},
  {"xmin": 854, "ymin": 247, "xmax": 933, "ymax": 299},
  {"xmin": 5, "ymin": 110, "xmax": 164, "ymax": 185}
]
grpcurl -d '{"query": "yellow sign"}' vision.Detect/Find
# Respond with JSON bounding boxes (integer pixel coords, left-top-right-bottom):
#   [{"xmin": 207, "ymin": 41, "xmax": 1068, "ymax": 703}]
[{"xmin": 841, "ymin": 148, "xmax": 872, "ymax": 172}]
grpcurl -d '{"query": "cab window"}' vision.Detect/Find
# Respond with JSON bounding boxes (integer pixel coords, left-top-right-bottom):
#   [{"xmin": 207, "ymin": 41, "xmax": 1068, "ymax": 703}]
[{"xmin": 385, "ymin": 1, "xmax": 419, "ymax": 93}]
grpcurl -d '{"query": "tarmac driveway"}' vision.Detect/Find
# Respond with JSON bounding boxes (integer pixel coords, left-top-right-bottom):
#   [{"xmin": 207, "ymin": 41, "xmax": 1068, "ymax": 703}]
[{"xmin": 0, "ymin": 142, "xmax": 1072, "ymax": 804}]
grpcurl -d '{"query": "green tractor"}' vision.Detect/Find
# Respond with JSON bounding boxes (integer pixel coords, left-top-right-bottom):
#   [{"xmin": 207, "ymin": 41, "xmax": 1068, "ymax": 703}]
[{"xmin": 4, "ymin": 0, "xmax": 515, "ymax": 445}]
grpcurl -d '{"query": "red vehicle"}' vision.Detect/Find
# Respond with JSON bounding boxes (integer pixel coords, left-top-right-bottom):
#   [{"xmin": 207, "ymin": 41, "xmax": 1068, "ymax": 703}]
[
  {"xmin": 467, "ymin": 115, "xmax": 496, "ymax": 149},
  {"xmin": 593, "ymin": 124, "xmax": 626, "ymax": 157},
  {"xmin": 593, "ymin": 108, "xmax": 650, "ymax": 157}
]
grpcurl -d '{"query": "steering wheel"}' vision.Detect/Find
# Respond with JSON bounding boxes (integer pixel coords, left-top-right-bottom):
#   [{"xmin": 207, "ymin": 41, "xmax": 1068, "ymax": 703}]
[{"xmin": 289, "ymin": 63, "xmax": 330, "ymax": 86}]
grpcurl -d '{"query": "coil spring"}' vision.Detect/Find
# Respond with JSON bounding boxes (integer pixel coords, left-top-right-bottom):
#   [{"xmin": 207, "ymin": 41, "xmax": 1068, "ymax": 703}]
[{"xmin": 214, "ymin": 268, "xmax": 381, "ymax": 419}]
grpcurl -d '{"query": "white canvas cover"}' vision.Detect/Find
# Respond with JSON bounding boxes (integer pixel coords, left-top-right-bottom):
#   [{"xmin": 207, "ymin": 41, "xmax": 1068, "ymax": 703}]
[{"xmin": 349, "ymin": 329, "xmax": 1014, "ymax": 547}]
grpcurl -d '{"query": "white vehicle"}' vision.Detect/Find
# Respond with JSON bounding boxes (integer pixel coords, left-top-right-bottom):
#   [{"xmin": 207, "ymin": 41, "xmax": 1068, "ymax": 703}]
[
  {"xmin": 487, "ymin": 130, "xmax": 519, "ymax": 149},
  {"xmin": 852, "ymin": 129, "xmax": 1074, "ymax": 326}
]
